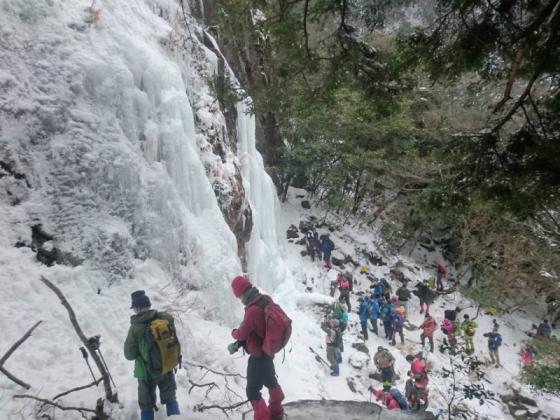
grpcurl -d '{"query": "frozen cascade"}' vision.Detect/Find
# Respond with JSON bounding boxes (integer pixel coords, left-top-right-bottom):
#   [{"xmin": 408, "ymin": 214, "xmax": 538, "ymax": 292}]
[
  {"xmin": 237, "ymin": 100, "xmax": 292, "ymax": 293},
  {"xmin": 0, "ymin": 0, "xmax": 243, "ymax": 322}
]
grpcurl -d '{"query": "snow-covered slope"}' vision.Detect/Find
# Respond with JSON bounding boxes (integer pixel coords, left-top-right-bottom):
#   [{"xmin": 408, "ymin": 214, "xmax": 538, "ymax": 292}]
[{"xmin": 1, "ymin": 1, "xmax": 559, "ymax": 420}]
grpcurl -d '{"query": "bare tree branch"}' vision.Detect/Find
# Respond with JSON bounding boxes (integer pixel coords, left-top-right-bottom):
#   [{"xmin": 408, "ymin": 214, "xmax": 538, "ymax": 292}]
[
  {"xmin": 0, "ymin": 320, "xmax": 42, "ymax": 389},
  {"xmin": 13, "ymin": 394, "xmax": 96, "ymax": 415},
  {"xmin": 194, "ymin": 399, "xmax": 249, "ymax": 417},
  {"xmin": 39, "ymin": 276, "xmax": 118, "ymax": 403},
  {"xmin": 183, "ymin": 360, "xmax": 246, "ymax": 379},
  {"xmin": 52, "ymin": 378, "xmax": 104, "ymax": 401},
  {"xmin": 0, "ymin": 366, "xmax": 31, "ymax": 390}
]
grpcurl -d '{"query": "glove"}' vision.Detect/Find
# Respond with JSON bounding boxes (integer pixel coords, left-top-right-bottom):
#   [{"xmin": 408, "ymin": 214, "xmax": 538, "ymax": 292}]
[{"xmin": 227, "ymin": 342, "xmax": 240, "ymax": 355}]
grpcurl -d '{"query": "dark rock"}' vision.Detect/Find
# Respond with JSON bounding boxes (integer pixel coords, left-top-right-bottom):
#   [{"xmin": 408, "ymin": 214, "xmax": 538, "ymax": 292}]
[
  {"xmin": 296, "ymin": 194, "xmax": 305, "ymax": 198},
  {"xmin": 344, "ymin": 254, "xmax": 358, "ymax": 267},
  {"xmin": 364, "ymin": 250, "xmax": 385, "ymax": 266},
  {"xmin": 306, "ymin": 287, "xmax": 313, "ymax": 292},
  {"xmin": 296, "ymin": 237, "xmax": 306, "ymax": 245},
  {"xmin": 418, "ymin": 233, "xmax": 431, "ymax": 245},
  {"xmin": 301, "ymin": 200, "xmax": 311, "ymax": 209},
  {"xmin": 14, "ymin": 241, "xmax": 29, "ymax": 248},
  {"xmin": 390, "ymin": 268, "xmax": 408, "ymax": 284},
  {"xmin": 0, "ymin": 160, "xmax": 31, "ymax": 188},
  {"xmin": 419, "ymin": 243, "xmax": 435, "ymax": 252},
  {"xmin": 286, "ymin": 224, "xmax": 299, "ymax": 239},
  {"xmin": 300, "ymin": 250, "xmax": 308, "ymax": 257},
  {"xmin": 332, "ymin": 256, "xmax": 344, "ymax": 267},
  {"xmin": 351, "ymin": 342, "xmax": 370, "ymax": 355}
]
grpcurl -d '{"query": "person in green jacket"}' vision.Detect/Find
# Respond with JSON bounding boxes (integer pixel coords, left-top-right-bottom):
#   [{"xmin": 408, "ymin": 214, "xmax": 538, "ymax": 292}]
[
  {"xmin": 124, "ymin": 290, "xmax": 180, "ymax": 420},
  {"xmin": 460, "ymin": 314, "xmax": 478, "ymax": 354}
]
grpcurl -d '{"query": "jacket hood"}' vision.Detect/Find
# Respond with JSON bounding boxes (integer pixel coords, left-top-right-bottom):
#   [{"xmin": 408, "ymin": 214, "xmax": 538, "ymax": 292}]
[
  {"xmin": 130, "ymin": 309, "xmax": 158, "ymax": 324},
  {"xmin": 241, "ymin": 287, "xmax": 262, "ymax": 306}
]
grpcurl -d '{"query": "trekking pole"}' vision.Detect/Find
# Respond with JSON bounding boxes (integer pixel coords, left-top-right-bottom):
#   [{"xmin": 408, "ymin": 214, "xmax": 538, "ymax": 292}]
[
  {"xmin": 80, "ymin": 347, "xmax": 98, "ymax": 384},
  {"xmin": 88, "ymin": 335, "xmax": 117, "ymax": 389}
]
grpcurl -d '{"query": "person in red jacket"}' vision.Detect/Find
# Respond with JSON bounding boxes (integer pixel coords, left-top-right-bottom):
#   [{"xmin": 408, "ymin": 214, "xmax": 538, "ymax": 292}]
[
  {"xmin": 229, "ymin": 276, "xmax": 285, "ymax": 420},
  {"xmin": 421, "ymin": 313, "xmax": 437, "ymax": 352}
]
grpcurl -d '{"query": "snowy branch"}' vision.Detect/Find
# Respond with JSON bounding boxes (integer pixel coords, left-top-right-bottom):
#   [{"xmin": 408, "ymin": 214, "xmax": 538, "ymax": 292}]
[
  {"xmin": 52, "ymin": 378, "xmax": 104, "ymax": 401},
  {"xmin": 39, "ymin": 276, "xmax": 118, "ymax": 403},
  {"xmin": 0, "ymin": 320, "xmax": 42, "ymax": 389},
  {"xmin": 183, "ymin": 360, "xmax": 246, "ymax": 379},
  {"xmin": 193, "ymin": 399, "xmax": 249, "ymax": 417},
  {"xmin": 12, "ymin": 394, "xmax": 96, "ymax": 415}
]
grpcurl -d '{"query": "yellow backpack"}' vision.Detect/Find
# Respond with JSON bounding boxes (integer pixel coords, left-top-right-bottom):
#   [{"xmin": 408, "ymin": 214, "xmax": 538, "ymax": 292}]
[{"xmin": 147, "ymin": 315, "xmax": 181, "ymax": 375}]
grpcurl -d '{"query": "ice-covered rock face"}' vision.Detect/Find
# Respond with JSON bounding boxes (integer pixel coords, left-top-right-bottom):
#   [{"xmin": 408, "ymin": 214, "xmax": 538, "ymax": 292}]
[{"xmin": 0, "ymin": 0, "xmax": 279, "ymax": 321}]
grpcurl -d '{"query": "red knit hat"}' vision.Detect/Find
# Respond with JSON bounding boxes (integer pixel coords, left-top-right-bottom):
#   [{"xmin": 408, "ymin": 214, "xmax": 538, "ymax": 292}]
[{"xmin": 231, "ymin": 276, "xmax": 252, "ymax": 298}]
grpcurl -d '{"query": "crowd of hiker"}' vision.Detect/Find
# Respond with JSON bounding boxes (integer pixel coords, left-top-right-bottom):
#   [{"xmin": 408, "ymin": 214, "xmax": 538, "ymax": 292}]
[{"xmin": 121, "ymin": 224, "xmax": 556, "ymax": 420}]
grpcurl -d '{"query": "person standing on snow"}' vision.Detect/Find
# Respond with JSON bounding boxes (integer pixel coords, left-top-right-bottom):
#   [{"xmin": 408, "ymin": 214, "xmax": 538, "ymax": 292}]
[
  {"xmin": 396, "ymin": 283, "xmax": 412, "ymax": 315},
  {"xmin": 391, "ymin": 305, "xmax": 406, "ymax": 346},
  {"xmin": 124, "ymin": 291, "xmax": 181, "ymax": 420},
  {"xmin": 368, "ymin": 294, "xmax": 380, "ymax": 335},
  {"xmin": 229, "ymin": 276, "xmax": 285, "ymax": 420},
  {"xmin": 322, "ymin": 316, "xmax": 342, "ymax": 376},
  {"xmin": 415, "ymin": 280, "xmax": 433, "ymax": 314},
  {"xmin": 358, "ymin": 297, "xmax": 371, "ymax": 340},
  {"xmin": 432, "ymin": 260, "xmax": 448, "ymax": 291},
  {"xmin": 337, "ymin": 272, "xmax": 352, "ymax": 311},
  {"xmin": 306, "ymin": 227, "xmax": 320, "ymax": 262},
  {"xmin": 460, "ymin": 314, "xmax": 478, "ymax": 354},
  {"xmin": 483, "ymin": 327, "xmax": 502, "ymax": 367},
  {"xmin": 320, "ymin": 234, "xmax": 335, "ymax": 269},
  {"xmin": 420, "ymin": 313, "xmax": 437, "ymax": 353},
  {"xmin": 373, "ymin": 346, "xmax": 396, "ymax": 382}
]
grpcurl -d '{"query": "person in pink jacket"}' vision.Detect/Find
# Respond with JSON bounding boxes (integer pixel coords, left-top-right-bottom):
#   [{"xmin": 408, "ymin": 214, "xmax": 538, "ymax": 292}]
[
  {"xmin": 229, "ymin": 276, "xmax": 285, "ymax": 420},
  {"xmin": 421, "ymin": 313, "xmax": 437, "ymax": 352}
]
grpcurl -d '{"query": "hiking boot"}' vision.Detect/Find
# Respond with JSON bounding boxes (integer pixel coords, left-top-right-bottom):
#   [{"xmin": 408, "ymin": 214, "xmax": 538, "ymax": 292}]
[
  {"xmin": 166, "ymin": 401, "xmax": 180, "ymax": 416},
  {"xmin": 330, "ymin": 372, "xmax": 340, "ymax": 376},
  {"xmin": 140, "ymin": 410, "xmax": 154, "ymax": 420}
]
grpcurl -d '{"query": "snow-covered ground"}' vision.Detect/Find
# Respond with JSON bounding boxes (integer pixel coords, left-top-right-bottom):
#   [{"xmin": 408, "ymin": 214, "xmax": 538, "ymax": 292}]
[{"xmin": 1, "ymin": 1, "xmax": 559, "ymax": 420}]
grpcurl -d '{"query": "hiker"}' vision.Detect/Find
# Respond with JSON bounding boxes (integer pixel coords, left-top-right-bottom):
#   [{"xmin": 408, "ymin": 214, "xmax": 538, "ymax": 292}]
[
  {"xmin": 443, "ymin": 307, "xmax": 461, "ymax": 353},
  {"xmin": 396, "ymin": 283, "xmax": 412, "ymax": 315},
  {"xmin": 536, "ymin": 319, "xmax": 552, "ymax": 338},
  {"xmin": 322, "ymin": 317, "xmax": 342, "ymax": 376},
  {"xmin": 414, "ymin": 280, "xmax": 433, "ymax": 314},
  {"xmin": 461, "ymin": 314, "xmax": 478, "ymax": 354},
  {"xmin": 406, "ymin": 374, "xmax": 429, "ymax": 411},
  {"xmin": 521, "ymin": 346, "xmax": 534, "ymax": 368},
  {"xmin": 229, "ymin": 276, "xmax": 286, "ymax": 420},
  {"xmin": 483, "ymin": 327, "xmax": 502, "ymax": 367},
  {"xmin": 373, "ymin": 346, "xmax": 396, "ymax": 382},
  {"xmin": 433, "ymin": 260, "xmax": 448, "ymax": 291},
  {"xmin": 369, "ymin": 276, "xmax": 384, "ymax": 299},
  {"xmin": 406, "ymin": 353, "xmax": 429, "ymax": 390},
  {"xmin": 358, "ymin": 297, "xmax": 371, "ymax": 340},
  {"xmin": 391, "ymin": 306, "xmax": 405, "ymax": 346},
  {"xmin": 368, "ymin": 294, "xmax": 380, "ymax": 335},
  {"xmin": 320, "ymin": 234, "xmax": 335, "ymax": 269},
  {"xmin": 124, "ymin": 290, "xmax": 181, "ymax": 420},
  {"xmin": 371, "ymin": 384, "xmax": 409, "ymax": 410},
  {"xmin": 379, "ymin": 297, "xmax": 395, "ymax": 341},
  {"xmin": 337, "ymin": 272, "xmax": 352, "ymax": 311},
  {"xmin": 421, "ymin": 313, "xmax": 437, "ymax": 353},
  {"xmin": 306, "ymin": 227, "xmax": 320, "ymax": 262},
  {"xmin": 380, "ymin": 277, "xmax": 393, "ymax": 301}
]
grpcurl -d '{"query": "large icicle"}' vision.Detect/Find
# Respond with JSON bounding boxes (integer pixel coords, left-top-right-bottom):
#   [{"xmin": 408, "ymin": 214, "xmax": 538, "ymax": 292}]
[{"xmin": 236, "ymin": 100, "xmax": 290, "ymax": 292}]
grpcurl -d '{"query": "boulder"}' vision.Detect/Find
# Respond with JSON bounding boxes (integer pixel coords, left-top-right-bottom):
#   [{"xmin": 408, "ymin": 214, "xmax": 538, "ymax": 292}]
[
  {"xmin": 286, "ymin": 224, "xmax": 299, "ymax": 239},
  {"xmin": 301, "ymin": 200, "xmax": 311, "ymax": 209},
  {"xmin": 351, "ymin": 342, "xmax": 370, "ymax": 355},
  {"xmin": 349, "ymin": 352, "xmax": 370, "ymax": 370}
]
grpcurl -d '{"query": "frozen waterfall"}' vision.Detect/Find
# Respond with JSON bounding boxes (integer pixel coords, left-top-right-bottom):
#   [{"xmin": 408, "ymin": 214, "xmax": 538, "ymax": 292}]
[{"xmin": 236, "ymin": 100, "xmax": 290, "ymax": 293}]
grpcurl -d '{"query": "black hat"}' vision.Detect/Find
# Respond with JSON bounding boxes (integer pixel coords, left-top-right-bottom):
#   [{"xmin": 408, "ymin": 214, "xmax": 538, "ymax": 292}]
[{"xmin": 130, "ymin": 290, "xmax": 151, "ymax": 309}]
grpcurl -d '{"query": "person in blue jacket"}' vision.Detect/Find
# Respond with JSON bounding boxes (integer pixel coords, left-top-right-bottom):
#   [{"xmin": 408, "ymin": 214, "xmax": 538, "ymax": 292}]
[
  {"xmin": 369, "ymin": 277, "xmax": 385, "ymax": 299},
  {"xmin": 368, "ymin": 294, "xmax": 380, "ymax": 335},
  {"xmin": 380, "ymin": 297, "xmax": 395, "ymax": 341},
  {"xmin": 483, "ymin": 328, "xmax": 502, "ymax": 367},
  {"xmin": 358, "ymin": 297, "xmax": 371, "ymax": 340}
]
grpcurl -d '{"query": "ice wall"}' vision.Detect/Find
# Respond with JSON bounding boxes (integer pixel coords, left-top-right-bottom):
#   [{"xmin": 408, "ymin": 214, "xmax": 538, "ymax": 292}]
[
  {"xmin": 0, "ymin": 0, "xmax": 242, "ymax": 321},
  {"xmin": 236, "ymin": 100, "xmax": 290, "ymax": 292}
]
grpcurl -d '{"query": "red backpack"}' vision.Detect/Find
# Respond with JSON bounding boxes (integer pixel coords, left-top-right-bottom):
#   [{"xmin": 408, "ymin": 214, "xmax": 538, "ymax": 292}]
[
  {"xmin": 340, "ymin": 278, "xmax": 350, "ymax": 289},
  {"xmin": 259, "ymin": 297, "xmax": 292, "ymax": 357}
]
